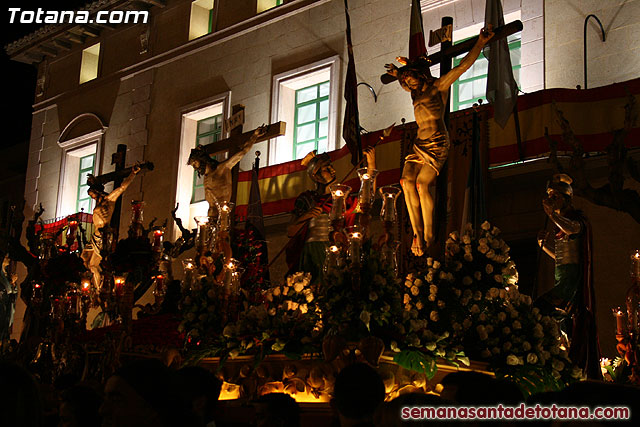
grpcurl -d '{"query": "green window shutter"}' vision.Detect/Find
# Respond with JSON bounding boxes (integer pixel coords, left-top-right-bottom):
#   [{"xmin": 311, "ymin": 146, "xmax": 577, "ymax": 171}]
[
  {"xmin": 192, "ymin": 114, "xmax": 223, "ymax": 203},
  {"xmin": 77, "ymin": 153, "xmax": 96, "ymax": 213},
  {"xmin": 293, "ymin": 81, "xmax": 330, "ymax": 160},
  {"xmin": 451, "ymin": 35, "xmax": 521, "ymax": 112}
]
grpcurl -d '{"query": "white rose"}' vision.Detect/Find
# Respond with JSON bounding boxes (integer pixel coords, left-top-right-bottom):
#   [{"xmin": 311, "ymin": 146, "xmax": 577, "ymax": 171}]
[
  {"xmin": 273, "ymin": 287, "xmax": 281, "ymax": 296},
  {"xmin": 503, "ymin": 341, "xmax": 512, "ymax": 351},
  {"xmin": 433, "ymin": 260, "xmax": 441, "ymax": 269},
  {"xmin": 414, "ymin": 278, "xmax": 423, "ymax": 286},
  {"xmin": 411, "ymin": 285, "xmax": 420, "ymax": 296},
  {"xmin": 464, "ymin": 253, "xmax": 473, "ymax": 262},
  {"xmin": 430, "ymin": 311, "xmax": 440, "ymax": 322},
  {"xmin": 481, "ymin": 221, "xmax": 491, "ymax": 230},
  {"xmin": 494, "ymin": 274, "xmax": 503, "ymax": 283},
  {"xmin": 462, "ymin": 276, "xmax": 473, "ymax": 286},
  {"xmin": 527, "ymin": 353, "xmax": 538, "ymax": 364},
  {"xmin": 506, "ymin": 354, "xmax": 520, "ymax": 365},
  {"xmin": 294, "ymin": 282, "xmax": 304, "ymax": 293},
  {"xmin": 470, "ymin": 304, "xmax": 480, "ymax": 314},
  {"xmin": 512, "ymin": 320, "xmax": 522, "ymax": 330},
  {"xmin": 485, "ymin": 264, "xmax": 494, "ymax": 274},
  {"xmin": 463, "ymin": 235, "xmax": 471, "ymax": 244},
  {"xmin": 369, "ymin": 291, "xmax": 378, "ymax": 301},
  {"xmin": 522, "ymin": 341, "xmax": 531, "ymax": 351}
]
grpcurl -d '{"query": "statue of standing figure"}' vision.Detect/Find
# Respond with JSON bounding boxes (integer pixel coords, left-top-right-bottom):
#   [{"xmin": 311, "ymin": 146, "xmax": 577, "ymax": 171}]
[{"xmin": 385, "ymin": 26, "xmax": 494, "ymax": 256}]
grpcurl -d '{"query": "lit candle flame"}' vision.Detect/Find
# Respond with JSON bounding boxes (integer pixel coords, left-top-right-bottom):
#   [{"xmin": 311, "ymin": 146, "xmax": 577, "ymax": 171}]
[
  {"xmin": 362, "ymin": 173, "xmax": 370, "ymax": 180},
  {"xmin": 329, "ymin": 245, "xmax": 339, "ymax": 253},
  {"xmin": 334, "ymin": 190, "xmax": 343, "ymax": 197}
]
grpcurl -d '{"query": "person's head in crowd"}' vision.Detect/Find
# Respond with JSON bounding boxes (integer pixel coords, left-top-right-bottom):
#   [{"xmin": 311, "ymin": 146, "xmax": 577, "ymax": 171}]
[
  {"xmin": 251, "ymin": 393, "xmax": 300, "ymax": 427},
  {"xmin": 332, "ymin": 363, "xmax": 386, "ymax": 427},
  {"xmin": 177, "ymin": 366, "xmax": 222, "ymax": 427},
  {"xmin": 0, "ymin": 361, "xmax": 44, "ymax": 427},
  {"xmin": 100, "ymin": 358, "xmax": 195, "ymax": 427},
  {"xmin": 59, "ymin": 385, "xmax": 102, "ymax": 427},
  {"xmin": 440, "ymin": 371, "xmax": 523, "ymax": 405},
  {"xmin": 375, "ymin": 392, "xmax": 447, "ymax": 427}
]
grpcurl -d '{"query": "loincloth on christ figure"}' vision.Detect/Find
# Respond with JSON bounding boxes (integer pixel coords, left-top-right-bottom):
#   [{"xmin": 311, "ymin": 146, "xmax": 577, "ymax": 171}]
[{"xmin": 404, "ymin": 131, "xmax": 450, "ymax": 174}]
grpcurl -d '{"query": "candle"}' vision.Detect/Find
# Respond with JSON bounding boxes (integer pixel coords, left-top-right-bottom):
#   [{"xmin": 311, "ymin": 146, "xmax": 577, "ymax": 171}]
[
  {"xmin": 379, "ymin": 186, "xmax": 402, "ymax": 222},
  {"xmin": 632, "ymin": 250, "xmax": 640, "ymax": 280},
  {"xmin": 114, "ymin": 276, "xmax": 125, "ymax": 297},
  {"xmin": 152, "ymin": 229, "xmax": 164, "ymax": 252},
  {"xmin": 357, "ymin": 168, "xmax": 379, "ymax": 211},
  {"xmin": 217, "ymin": 202, "xmax": 234, "ymax": 232},
  {"xmin": 346, "ymin": 226, "xmax": 364, "ymax": 265},
  {"xmin": 323, "ymin": 244, "xmax": 343, "ymax": 275},
  {"xmin": 182, "ymin": 258, "xmax": 195, "ymax": 289},
  {"xmin": 613, "ymin": 307, "xmax": 626, "ymax": 335},
  {"xmin": 329, "ymin": 184, "xmax": 352, "ymax": 221}
]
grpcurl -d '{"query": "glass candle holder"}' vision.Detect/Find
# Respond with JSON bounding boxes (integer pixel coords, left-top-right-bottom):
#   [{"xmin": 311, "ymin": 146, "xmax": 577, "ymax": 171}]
[
  {"xmin": 346, "ymin": 225, "xmax": 364, "ymax": 265},
  {"xmin": 114, "ymin": 275, "xmax": 126, "ymax": 298},
  {"xmin": 152, "ymin": 228, "xmax": 164, "ymax": 253},
  {"xmin": 632, "ymin": 249, "xmax": 640, "ymax": 280},
  {"xmin": 217, "ymin": 201, "xmax": 234, "ymax": 232},
  {"xmin": 223, "ymin": 258, "xmax": 241, "ymax": 293},
  {"xmin": 379, "ymin": 186, "xmax": 402, "ymax": 222},
  {"xmin": 323, "ymin": 244, "xmax": 343, "ymax": 275},
  {"xmin": 130, "ymin": 200, "xmax": 145, "ymax": 237},
  {"xmin": 613, "ymin": 307, "xmax": 626, "ymax": 335},
  {"xmin": 152, "ymin": 274, "xmax": 166, "ymax": 302},
  {"xmin": 381, "ymin": 240, "xmax": 401, "ymax": 277},
  {"xmin": 356, "ymin": 168, "xmax": 379, "ymax": 212},
  {"xmin": 182, "ymin": 258, "xmax": 196, "ymax": 289},
  {"xmin": 329, "ymin": 184, "xmax": 352, "ymax": 221},
  {"xmin": 66, "ymin": 219, "xmax": 79, "ymax": 248},
  {"xmin": 194, "ymin": 216, "xmax": 212, "ymax": 253}
]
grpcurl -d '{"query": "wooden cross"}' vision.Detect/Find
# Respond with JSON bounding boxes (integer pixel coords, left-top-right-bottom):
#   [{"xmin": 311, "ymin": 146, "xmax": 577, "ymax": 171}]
[
  {"xmin": 199, "ymin": 104, "xmax": 286, "ymax": 207},
  {"xmin": 86, "ymin": 144, "xmax": 154, "ymax": 235}
]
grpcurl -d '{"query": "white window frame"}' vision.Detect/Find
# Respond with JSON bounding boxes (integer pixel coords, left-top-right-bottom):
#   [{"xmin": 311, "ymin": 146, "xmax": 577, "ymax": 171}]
[
  {"xmin": 56, "ymin": 130, "xmax": 104, "ymax": 218},
  {"xmin": 80, "ymin": 43, "xmax": 100, "ymax": 84},
  {"xmin": 269, "ymin": 55, "xmax": 340, "ymax": 166},
  {"xmin": 175, "ymin": 91, "xmax": 231, "ymax": 234},
  {"xmin": 189, "ymin": 0, "xmax": 217, "ymax": 41}
]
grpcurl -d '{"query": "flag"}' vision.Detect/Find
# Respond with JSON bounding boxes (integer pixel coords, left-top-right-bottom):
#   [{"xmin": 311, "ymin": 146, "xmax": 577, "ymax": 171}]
[
  {"xmin": 484, "ymin": 0, "xmax": 519, "ymax": 128},
  {"xmin": 409, "ymin": 0, "xmax": 427, "ymax": 60},
  {"xmin": 342, "ymin": 0, "xmax": 362, "ymax": 166},
  {"xmin": 245, "ymin": 154, "xmax": 269, "ymax": 270},
  {"xmin": 461, "ymin": 109, "xmax": 487, "ymax": 231}
]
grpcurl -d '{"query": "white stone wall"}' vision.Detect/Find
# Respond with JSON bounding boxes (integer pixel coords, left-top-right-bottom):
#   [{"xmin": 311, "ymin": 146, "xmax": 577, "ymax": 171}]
[{"xmin": 545, "ymin": 0, "xmax": 640, "ymax": 89}]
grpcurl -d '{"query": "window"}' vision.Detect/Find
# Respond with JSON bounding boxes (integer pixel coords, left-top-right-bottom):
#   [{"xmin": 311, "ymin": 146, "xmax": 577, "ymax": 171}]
[
  {"xmin": 270, "ymin": 56, "xmax": 339, "ymax": 165},
  {"xmin": 257, "ymin": 0, "xmax": 283, "ymax": 14},
  {"xmin": 451, "ymin": 34, "xmax": 521, "ymax": 111},
  {"xmin": 189, "ymin": 0, "xmax": 216, "ymax": 40},
  {"xmin": 79, "ymin": 43, "xmax": 100, "ymax": 84},
  {"xmin": 56, "ymin": 114, "xmax": 106, "ymax": 219},
  {"xmin": 192, "ymin": 114, "xmax": 223, "ymax": 203},
  {"xmin": 293, "ymin": 81, "xmax": 329, "ymax": 160},
  {"xmin": 76, "ymin": 153, "xmax": 96, "ymax": 213},
  {"xmin": 175, "ymin": 93, "xmax": 230, "ymax": 233}
]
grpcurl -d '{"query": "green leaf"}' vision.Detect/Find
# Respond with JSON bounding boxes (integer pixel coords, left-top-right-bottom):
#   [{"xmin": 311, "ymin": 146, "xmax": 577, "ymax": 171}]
[{"xmin": 393, "ymin": 350, "xmax": 438, "ymax": 380}]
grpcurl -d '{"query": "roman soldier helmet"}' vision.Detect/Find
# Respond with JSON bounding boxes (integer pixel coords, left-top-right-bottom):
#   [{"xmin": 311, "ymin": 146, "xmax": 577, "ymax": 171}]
[
  {"xmin": 301, "ymin": 150, "xmax": 332, "ymax": 181},
  {"xmin": 547, "ymin": 173, "xmax": 573, "ymax": 198}
]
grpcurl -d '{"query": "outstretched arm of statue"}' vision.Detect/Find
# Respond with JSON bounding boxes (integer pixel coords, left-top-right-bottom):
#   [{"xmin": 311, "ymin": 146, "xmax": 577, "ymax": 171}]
[
  {"xmin": 287, "ymin": 206, "xmax": 323, "ymax": 238},
  {"xmin": 549, "ymin": 212, "xmax": 581, "ymax": 236},
  {"xmin": 223, "ymin": 125, "xmax": 268, "ymax": 171},
  {"xmin": 437, "ymin": 25, "xmax": 494, "ymax": 90},
  {"xmin": 107, "ymin": 163, "xmax": 141, "ymax": 202},
  {"xmin": 542, "ymin": 198, "xmax": 581, "ymax": 236}
]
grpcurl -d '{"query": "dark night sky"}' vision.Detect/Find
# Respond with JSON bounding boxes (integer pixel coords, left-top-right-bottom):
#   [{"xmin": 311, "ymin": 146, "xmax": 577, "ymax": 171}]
[{"xmin": 2, "ymin": 1, "xmax": 91, "ymax": 149}]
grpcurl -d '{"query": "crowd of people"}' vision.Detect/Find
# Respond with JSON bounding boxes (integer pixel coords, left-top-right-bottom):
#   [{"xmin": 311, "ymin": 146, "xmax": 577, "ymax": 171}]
[{"xmin": 1, "ymin": 359, "xmax": 638, "ymax": 426}]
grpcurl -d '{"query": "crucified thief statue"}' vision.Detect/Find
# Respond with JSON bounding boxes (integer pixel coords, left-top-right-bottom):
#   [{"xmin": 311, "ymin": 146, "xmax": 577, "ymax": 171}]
[
  {"xmin": 187, "ymin": 125, "xmax": 268, "ymax": 219},
  {"xmin": 385, "ymin": 26, "xmax": 494, "ymax": 256},
  {"xmin": 82, "ymin": 164, "xmax": 141, "ymax": 286}
]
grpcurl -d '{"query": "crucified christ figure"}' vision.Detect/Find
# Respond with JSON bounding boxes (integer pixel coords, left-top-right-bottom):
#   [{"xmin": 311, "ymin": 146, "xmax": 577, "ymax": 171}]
[
  {"xmin": 385, "ymin": 26, "xmax": 493, "ymax": 256},
  {"xmin": 187, "ymin": 125, "xmax": 268, "ymax": 220}
]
